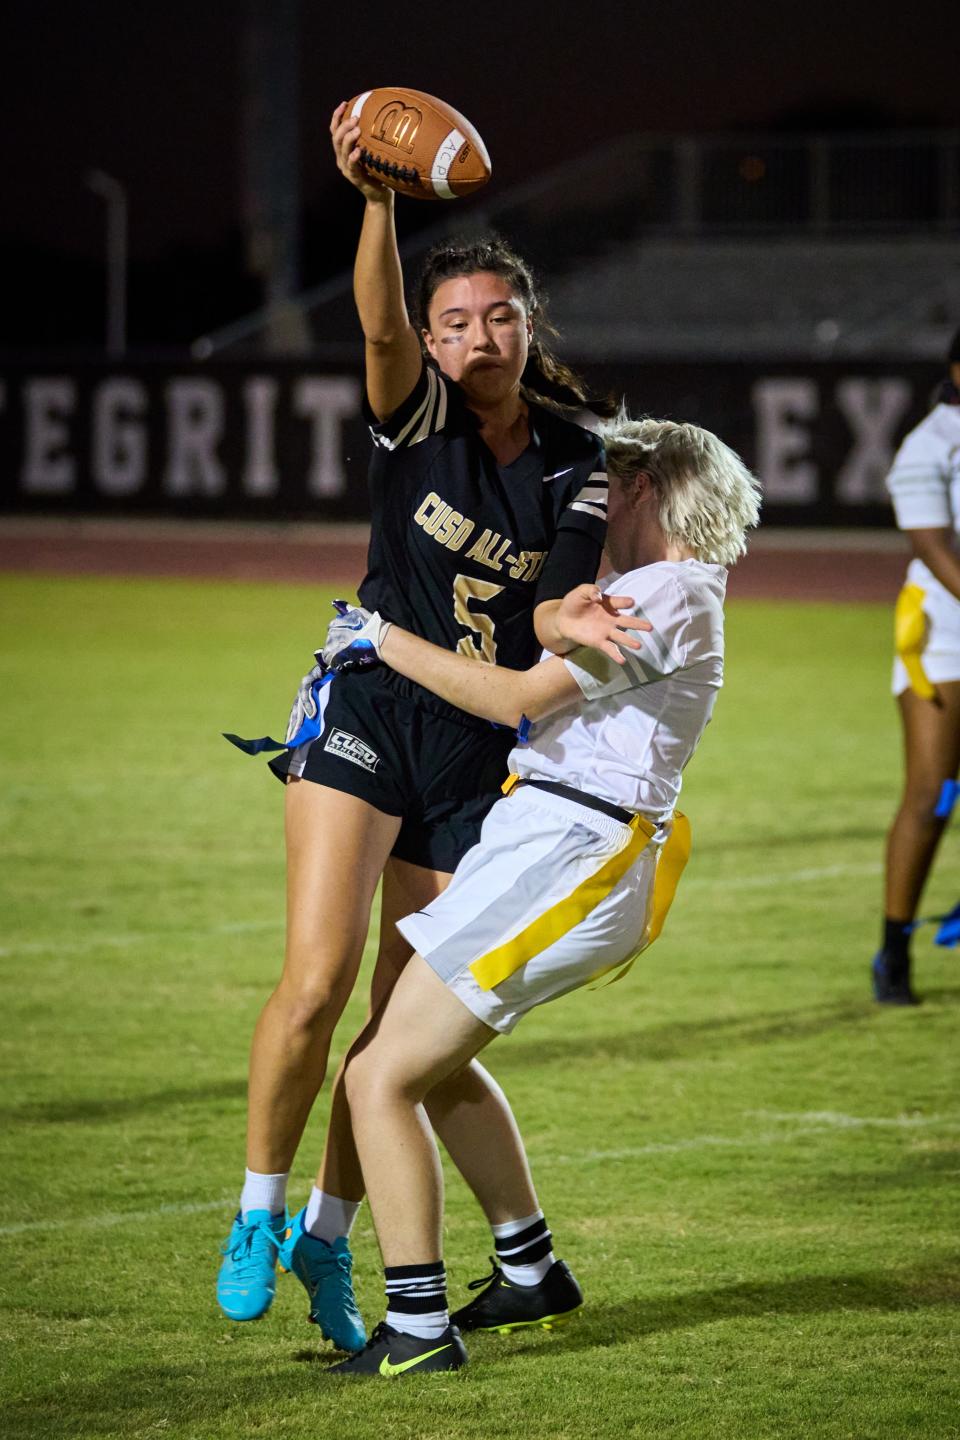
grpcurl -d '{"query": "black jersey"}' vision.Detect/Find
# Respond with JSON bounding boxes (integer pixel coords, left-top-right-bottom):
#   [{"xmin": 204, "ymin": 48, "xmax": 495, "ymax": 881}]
[{"xmin": 358, "ymin": 361, "xmax": 607, "ymax": 673}]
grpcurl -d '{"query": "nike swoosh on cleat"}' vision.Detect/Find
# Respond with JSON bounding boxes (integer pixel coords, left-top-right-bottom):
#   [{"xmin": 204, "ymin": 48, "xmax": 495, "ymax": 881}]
[{"xmin": 379, "ymin": 1343, "xmax": 452, "ymax": 1376}]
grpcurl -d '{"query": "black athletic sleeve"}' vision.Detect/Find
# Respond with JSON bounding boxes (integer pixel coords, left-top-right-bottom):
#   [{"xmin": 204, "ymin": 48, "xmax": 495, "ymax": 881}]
[
  {"xmin": 534, "ymin": 526, "xmax": 604, "ymax": 603},
  {"xmin": 534, "ymin": 448, "xmax": 608, "ymax": 603},
  {"xmin": 363, "ymin": 361, "xmax": 451, "ymax": 451}
]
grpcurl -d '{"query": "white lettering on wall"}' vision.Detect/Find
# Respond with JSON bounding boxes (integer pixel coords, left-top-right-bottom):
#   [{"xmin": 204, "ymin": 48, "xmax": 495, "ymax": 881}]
[
  {"xmin": 242, "ymin": 377, "xmax": 279, "ymax": 496},
  {"xmin": 834, "ymin": 378, "xmax": 912, "ymax": 504},
  {"xmin": 752, "ymin": 378, "xmax": 819, "ymax": 504},
  {"xmin": 293, "ymin": 376, "xmax": 361, "ymax": 498},
  {"xmin": 22, "ymin": 378, "xmax": 77, "ymax": 493},
  {"xmin": 92, "ymin": 378, "xmax": 148, "ymax": 495},
  {"xmin": 165, "ymin": 379, "xmax": 226, "ymax": 495}
]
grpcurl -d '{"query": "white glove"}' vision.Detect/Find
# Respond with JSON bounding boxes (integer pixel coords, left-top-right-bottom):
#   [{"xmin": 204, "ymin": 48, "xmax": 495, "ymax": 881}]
[
  {"xmin": 285, "ymin": 658, "xmax": 328, "ymax": 743},
  {"xmin": 321, "ymin": 606, "xmax": 393, "ymax": 671}
]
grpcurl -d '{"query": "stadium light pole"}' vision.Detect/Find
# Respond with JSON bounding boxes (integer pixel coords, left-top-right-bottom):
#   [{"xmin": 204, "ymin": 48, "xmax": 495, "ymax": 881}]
[{"xmin": 86, "ymin": 168, "xmax": 128, "ymax": 357}]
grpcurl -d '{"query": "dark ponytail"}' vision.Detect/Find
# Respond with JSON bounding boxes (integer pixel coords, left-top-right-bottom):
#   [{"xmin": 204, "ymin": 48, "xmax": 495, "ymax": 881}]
[{"xmin": 412, "ymin": 234, "xmax": 617, "ymax": 418}]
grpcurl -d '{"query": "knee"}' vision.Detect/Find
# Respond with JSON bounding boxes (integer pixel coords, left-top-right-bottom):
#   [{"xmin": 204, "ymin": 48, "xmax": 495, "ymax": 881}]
[
  {"xmin": 343, "ymin": 1042, "xmax": 384, "ymax": 1113},
  {"xmin": 901, "ymin": 780, "xmax": 952, "ymax": 829},
  {"xmin": 368, "ymin": 936, "xmax": 414, "ymax": 1011},
  {"xmin": 272, "ymin": 968, "xmax": 350, "ymax": 1038},
  {"xmin": 343, "ymin": 1038, "xmax": 418, "ymax": 1115}
]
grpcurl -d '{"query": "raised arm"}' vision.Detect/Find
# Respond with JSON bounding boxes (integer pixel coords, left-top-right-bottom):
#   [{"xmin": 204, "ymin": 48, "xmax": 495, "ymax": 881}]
[{"xmin": 330, "ymin": 102, "xmax": 422, "ymax": 421}]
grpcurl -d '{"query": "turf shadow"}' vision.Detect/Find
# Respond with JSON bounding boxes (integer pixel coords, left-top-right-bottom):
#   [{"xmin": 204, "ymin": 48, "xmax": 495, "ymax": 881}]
[
  {"xmin": 811, "ymin": 1147, "xmax": 960, "ymax": 1196},
  {"xmin": 499, "ymin": 1260, "xmax": 960, "ymax": 1358},
  {"xmin": 0, "ymin": 1078, "xmax": 247, "ymax": 1126},
  {"xmin": 498, "ymin": 999, "xmax": 872, "ymax": 1069},
  {"xmin": 0, "ymin": 1359, "xmax": 332, "ymax": 1439},
  {"xmin": 4, "ymin": 1265, "xmax": 956, "ymax": 1436}
]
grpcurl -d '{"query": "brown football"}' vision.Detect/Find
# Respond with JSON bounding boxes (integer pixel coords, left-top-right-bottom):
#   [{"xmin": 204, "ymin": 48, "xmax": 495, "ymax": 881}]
[{"xmin": 346, "ymin": 87, "xmax": 491, "ymax": 201}]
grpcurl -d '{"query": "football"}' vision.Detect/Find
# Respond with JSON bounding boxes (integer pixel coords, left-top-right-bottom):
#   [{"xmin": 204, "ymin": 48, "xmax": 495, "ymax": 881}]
[{"xmin": 346, "ymin": 87, "xmax": 491, "ymax": 201}]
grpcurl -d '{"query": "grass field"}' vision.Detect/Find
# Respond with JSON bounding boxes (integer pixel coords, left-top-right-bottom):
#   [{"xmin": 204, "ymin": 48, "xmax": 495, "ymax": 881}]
[{"xmin": 1, "ymin": 572, "xmax": 958, "ymax": 1440}]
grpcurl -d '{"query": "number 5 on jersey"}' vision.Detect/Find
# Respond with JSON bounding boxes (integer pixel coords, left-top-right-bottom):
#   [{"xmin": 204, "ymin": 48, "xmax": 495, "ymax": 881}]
[{"xmin": 454, "ymin": 574, "xmax": 505, "ymax": 663}]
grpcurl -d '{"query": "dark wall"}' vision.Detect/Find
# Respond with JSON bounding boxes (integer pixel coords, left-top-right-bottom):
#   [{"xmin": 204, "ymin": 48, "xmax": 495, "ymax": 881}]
[{"xmin": 0, "ymin": 360, "xmax": 941, "ymax": 524}]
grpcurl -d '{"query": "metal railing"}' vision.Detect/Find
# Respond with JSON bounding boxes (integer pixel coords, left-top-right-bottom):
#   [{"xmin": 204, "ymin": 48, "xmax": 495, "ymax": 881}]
[{"xmin": 194, "ymin": 128, "xmax": 960, "ymax": 356}]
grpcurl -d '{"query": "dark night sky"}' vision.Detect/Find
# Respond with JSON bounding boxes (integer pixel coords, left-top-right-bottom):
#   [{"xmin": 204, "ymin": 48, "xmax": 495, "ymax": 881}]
[{"xmin": 2, "ymin": 0, "xmax": 957, "ymax": 346}]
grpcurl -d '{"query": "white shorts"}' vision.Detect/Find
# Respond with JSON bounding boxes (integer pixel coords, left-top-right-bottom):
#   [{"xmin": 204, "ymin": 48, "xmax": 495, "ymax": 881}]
[
  {"xmin": 395, "ymin": 785, "xmax": 662, "ymax": 1034},
  {"xmin": 892, "ymin": 560, "xmax": 960, "ymax": 696}
]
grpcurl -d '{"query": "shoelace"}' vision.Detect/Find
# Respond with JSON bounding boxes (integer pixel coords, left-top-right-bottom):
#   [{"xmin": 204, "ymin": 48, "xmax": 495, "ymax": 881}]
[
  {"xmin": 347, "ymin": 1320, "xmax": 390, "ymax": 1359},
  {"xmin": 300, "ymin": 1240, "xmax": 353, "ymax": 1280},
  {"xmin": 308, "ymin": 1249, "xmax": 354, "ymax": 1300},
  {"xmin": 222, "ymin": 1217, "xmax": 283, "ymax": 1272},
  {"xmin": 466, "ymin": 1257, "xmax": 502, "ymax": 1292},
  {"xmin": 330, "ymin": 1250, "xmax": 354, "ymax": 1288}
]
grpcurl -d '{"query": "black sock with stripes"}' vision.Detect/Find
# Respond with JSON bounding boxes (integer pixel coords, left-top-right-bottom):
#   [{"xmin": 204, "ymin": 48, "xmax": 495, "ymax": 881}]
[
  {"xmin": 491, "ymin": 1210, "xmax": 556, "ymax": 1286},
  {"xmin": 384, "ymin": 1261, "xmax": 449, "ymax": 1340}
]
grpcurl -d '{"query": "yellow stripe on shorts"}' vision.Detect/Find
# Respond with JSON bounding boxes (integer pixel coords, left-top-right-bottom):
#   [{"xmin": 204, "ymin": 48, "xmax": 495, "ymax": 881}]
[
  {"xmin": 468, "ymin": 813, "xmax": 656, "ymax": 992},
  {"xmin": 592, "ymin": 812, "xmax": 693, "ymax": 987},
  {"xmin": 894, "ymin": 583, "xmax": 936, "ymax": 701}
]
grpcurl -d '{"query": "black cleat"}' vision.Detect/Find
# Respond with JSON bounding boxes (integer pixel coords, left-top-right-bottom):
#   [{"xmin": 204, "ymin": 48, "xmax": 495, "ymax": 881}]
[
  {"xmin": 872, "ymin": 950, "xmax": 920, "ymax": 1005},
  {"xmin": 326, "ymin": 1320, "xmax": 466, "ymax": 1378},
  {"xmin": 450, "ymin": 1258, "xmax": 583, "ymax": 1334}
]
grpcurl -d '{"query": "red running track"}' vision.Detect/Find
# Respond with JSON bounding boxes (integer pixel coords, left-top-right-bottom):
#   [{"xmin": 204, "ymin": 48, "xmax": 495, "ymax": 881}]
[{"xmin": 0, "ymin": 521, "xmax": 910, "ymax": 603}]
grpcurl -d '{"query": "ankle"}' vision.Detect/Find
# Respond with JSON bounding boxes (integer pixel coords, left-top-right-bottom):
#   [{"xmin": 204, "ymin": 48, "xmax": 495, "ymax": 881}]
[
  {"xmin": 240, "ymin": 1168, "xmax": 289, "ymax": 1220},
  {"xmin": 492, "ymin": 1210, "xmax": 555, "ymax": 1286},
  {"xmin": 384, "ymin": 1261, "xmax": 449, "ymax": 1339},
  {"xmin": 883, "ymin": 917, "xmax": 912, "ymax": 961},
  {"xmin": 304, "ymin": 1186, "xmax": 361, "ymax": 1243}
]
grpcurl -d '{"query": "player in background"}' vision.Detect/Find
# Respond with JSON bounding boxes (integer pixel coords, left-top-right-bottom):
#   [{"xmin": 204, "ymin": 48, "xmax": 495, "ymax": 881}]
[
  {"xmin": 314, "ymin": 416, "xmax": 760, "ymax": 1376},
  {"xmin": 873, "ymin": 328, "xmax": 960, "ymax": 1004},
  {"xmin": 216, "ymin": 101, "xmax": 614, "ymax": 1345}
]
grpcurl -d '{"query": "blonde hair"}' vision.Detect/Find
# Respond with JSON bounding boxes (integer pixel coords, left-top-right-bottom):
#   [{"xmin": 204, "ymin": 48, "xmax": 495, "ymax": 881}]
[{"xmin": 598, "ymin": 413, "xmax": 761, "ymax": 566}]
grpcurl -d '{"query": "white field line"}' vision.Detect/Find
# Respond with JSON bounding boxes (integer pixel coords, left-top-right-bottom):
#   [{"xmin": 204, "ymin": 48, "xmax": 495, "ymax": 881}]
[
  {"xmin": 2, "ymin": 1113, "xmax": 957, "ymax": 1240},
  {"xmin": 0, "ymin": 863, "xmax": 884, "ymax": 961},
  {"xmin": 746, "ymin": 1109, "xmax": 952, "ymax": 1129},
  {"xmin": 547, "ymin": 1112, "xmax": 958, "ymax": 1167},
  {"xmin": 683, "ymin": 860, "xmax": 882, "ymax": 892},
  {"xmin": 0, "ymin": 1197, "xmax": 234, "ymax": 1239},
  {"xmin": 0, "ymin": 918, "xmax": 284, "ymax": 959}
]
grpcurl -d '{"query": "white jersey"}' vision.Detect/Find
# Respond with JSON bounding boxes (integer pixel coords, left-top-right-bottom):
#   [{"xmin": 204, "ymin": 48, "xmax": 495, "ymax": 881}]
[
  {"xmin": 886, "ymin": 401, "xmax": 960, "ymax": 602},
  {"xmin": 508, "ymin": 560, "xmax": 726, "ymax": 821}
]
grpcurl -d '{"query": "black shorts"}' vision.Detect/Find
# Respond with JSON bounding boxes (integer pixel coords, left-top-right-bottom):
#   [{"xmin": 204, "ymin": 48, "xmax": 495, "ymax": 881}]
[{"xmin": 268, "ymin": 667, "xmax": 515, "ymax": 873}]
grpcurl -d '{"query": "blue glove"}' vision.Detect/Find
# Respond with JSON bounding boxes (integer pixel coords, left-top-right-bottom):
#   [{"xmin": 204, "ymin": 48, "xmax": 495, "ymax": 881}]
[{"xmin": 934, "ymin": 901, "xmax": 960, "ymax": 948}]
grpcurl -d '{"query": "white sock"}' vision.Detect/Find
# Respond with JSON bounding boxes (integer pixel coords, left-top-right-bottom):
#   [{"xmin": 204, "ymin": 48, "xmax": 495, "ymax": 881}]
[
  {"xmin": 385, "ymin": 1307, "xmax": 449, "ymax": 1340},
  {"xmin": 491, "ymin": 1209, "xmax": 556, "ymax": 1286},
  {"xmin": 384, "ymin": 1261, "xmax": 449, "ymax": 1339},
  {"xmin": 304, "ymin": 1186, "xmax": 361, "ymax": 1244},
  {"xmin": 240, "ymin": 1168, "xmax": 288, "ymax": 1220}
]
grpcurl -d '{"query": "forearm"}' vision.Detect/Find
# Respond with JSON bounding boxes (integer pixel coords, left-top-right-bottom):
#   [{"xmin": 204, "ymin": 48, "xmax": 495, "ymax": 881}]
[
  {"xmin": 379, "ymin": 630, "xmax": 567, "ymax": 725},
  {"xmin": 909, "ymin": 529, "xmax": 960, "ymax": 602},
  {"xmin": 381, "ymin": 627, "xmax": 529, "ymax": 726},
  {"xmin": 354, "ymin": 192, "xmax": 409, "ymax": 343}
]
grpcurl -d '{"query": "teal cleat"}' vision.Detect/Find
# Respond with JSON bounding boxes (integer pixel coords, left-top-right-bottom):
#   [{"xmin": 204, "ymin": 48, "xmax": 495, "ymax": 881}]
[
  {"xmin": 216, "ymin": 1209, "xmax": 287, "ymax": 1321},
  {"xmin": 278, "ymin": 1208, "xmax": 367, "ymax": 1352}
]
